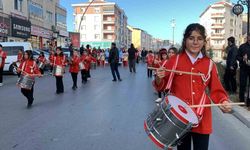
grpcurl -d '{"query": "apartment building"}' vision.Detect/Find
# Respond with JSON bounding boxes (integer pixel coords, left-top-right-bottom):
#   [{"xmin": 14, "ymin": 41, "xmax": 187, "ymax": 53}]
[
  {"xmin": 127, "ymin": 25, "xmax": 152, "ymax": 51},
  {"xmin": 200, "ymin": 0, "xmax": 242, "ymax": 61},
  {"xmin": 0, "ymin": 0, "xmax": 67, "ymax": 49},
  {"xmin": 72, "ymin": 0, "xmax": 128, "ymax": 49}
]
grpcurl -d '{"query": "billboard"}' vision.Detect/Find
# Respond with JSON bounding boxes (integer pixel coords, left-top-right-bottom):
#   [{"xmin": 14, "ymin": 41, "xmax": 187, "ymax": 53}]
[{"xmin": 69, "ymin": 32, "xmax": 80, "ymax": 48}]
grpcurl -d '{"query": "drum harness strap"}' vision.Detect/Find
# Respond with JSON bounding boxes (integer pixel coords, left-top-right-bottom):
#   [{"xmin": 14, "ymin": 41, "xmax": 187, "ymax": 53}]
[
  {"xmin": 21, "ymin": 61, "xmax": 36, "ymax": 76},
  {"xmin": 164, "ymin": 55, "xmax": 213, "ymax": 121}
]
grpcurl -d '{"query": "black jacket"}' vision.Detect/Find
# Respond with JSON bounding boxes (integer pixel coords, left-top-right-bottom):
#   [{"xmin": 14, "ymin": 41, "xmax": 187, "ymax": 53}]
[
  {"xmin": 237, "ymin": 42, "xmax": 250, "ymax": 69},
  {"xmin": 108, "ymin": 47, "xmax": 119, "ymax": 63},
  {"xmin": 226, "ymin": 44, "xmax": 238, "ymax": 69},
  {"xmin": 128, "ymin": 47, "xmax": 136, "ymax": 60}
]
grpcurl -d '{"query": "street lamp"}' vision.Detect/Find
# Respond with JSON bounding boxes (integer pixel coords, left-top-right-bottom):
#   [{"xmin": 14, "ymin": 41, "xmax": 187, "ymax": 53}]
[
  {"xmin": 78, "ymin": 0, "xmax": 95, "ymax": 32},
  {"xmin": 171, "ymin": 18, "xmax": 176, "ymax": 45},
  {"xmin": 233, "ymin": 0, "xmax": 250, "ymax": 34}
]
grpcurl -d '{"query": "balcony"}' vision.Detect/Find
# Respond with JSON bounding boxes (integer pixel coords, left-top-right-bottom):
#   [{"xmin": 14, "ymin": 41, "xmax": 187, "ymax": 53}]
[
  {"xmin": 211, "ymin": 23, "xmax": 224, "ymax": 29},
  {"xmin": 103, "ymin": 29, "xmax": 115, "ymax": 33},
  {"xmin": 210, "ymin": 33, "xmax": 225, "ymax": 40},
  {"xmin": 211, "ymin": 13, "xmax": 225, "ymax": 18},
  {"xmin": 103, "ymin": 20, "xmax": 115, "ymax": 24}
]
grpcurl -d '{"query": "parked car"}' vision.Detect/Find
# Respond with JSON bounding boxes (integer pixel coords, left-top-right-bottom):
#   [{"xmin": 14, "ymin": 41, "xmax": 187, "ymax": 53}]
[
  {"xmin": 0, "ymin": 42, "xmax": 32, "ymax": 74},
  {"xmin": 32, "ymin": 49, "xmax": 50, "ymax": 70},
  {"xmin": 61, "ymin": 47, "xmax": 70, "ymax": 58}
]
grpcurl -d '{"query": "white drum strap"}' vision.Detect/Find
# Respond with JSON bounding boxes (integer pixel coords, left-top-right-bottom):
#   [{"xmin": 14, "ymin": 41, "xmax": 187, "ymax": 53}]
[
  {"xmin": 165, "ymin": 55, "xmax": 179, "ymax": 92},
  {"xmin": 21, "ymin": 61, "xmax": 26, "ymax": 72},
  {"xmin": 196, "ymin": 60, "xmax": 213, "ymax": 117}
]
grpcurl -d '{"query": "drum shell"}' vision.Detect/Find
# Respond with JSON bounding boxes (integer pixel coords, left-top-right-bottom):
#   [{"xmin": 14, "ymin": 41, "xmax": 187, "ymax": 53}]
[
  {"xmin": 145, "ymin": 100, "xmax": 192, "ymax": 148},
  {"xmin": 17, "ymin": 75, "xmax": 35, "ymax": 90},
  {"xmin": 79, "ymin": 62, "xmax": 85, "ymax": 70},
  {"xmin": 53, "ymin": 65, "xmax": 64, "ymax": 76}
]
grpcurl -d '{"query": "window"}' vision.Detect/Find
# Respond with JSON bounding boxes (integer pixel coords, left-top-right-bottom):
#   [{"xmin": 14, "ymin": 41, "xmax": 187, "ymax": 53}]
[
  {"xmin": 230, "ymin": 19, "xmax": 234, "ymax": 26},
  {"xmin": 81, "ymin": 34, "xmax": 86, "ymax": 40},
  {"xmin": 94, "ymin": 34, "xmax": 100, "ymax": 39},
  {"xmin": 81, "ymin": 25, "xmax": 86, "ymax": 30},
  {"xmin": 215, "ymin": 29, "xmax": 222, "ymax": 33},
  {"xmin": 29, "ymin": 2, "xmax": 43, "ymax": 19},
  {"xmin": 14, "ymin": 0, "xmax": 23, "ymax": 12},
  {"xmin": 46, "ymin": 11, "xmax": 53, "ymax": 22},
  {"xmin": 95, "ymin": 7, "xmax": 100, "ymax": 13},
  {"xmin": 94, "ymin": 16, "xmax": 100, "ymax": 22},
  {"xmin": 94, "ymin": 25, "xmax": 99, "ymax": 30},
  {"xmin": 107, "ymin": 26, "xmax": 112, "ymax": 30},
  {"xmin": 0, "ymin": 0, "xmax": 3, "ymax": 10},
  {"xmin": 107, "ymin": 35, "xmax": 112, "ymax": 40},
  {"xmin": 81, "ymin": 7, "xmax": 85, "ymax": 13},
  {"xmin": 230, "ymin": 29, "xmax": 233, "ymax": 34}
]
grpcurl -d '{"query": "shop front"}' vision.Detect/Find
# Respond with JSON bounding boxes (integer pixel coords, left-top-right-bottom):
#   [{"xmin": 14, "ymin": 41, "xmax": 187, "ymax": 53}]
[
  {"xmin": 29, "ymin": 25, "xmax": 53, "ymax": 49},
  {"xmin": 0, "ymin": 15, "xmax": 10, "ymax": 42},
  {"xmin": 81, "ymin": 41, "xmax": 112, "ymax": 49},
  {"xmin": 57, "ymin": 30, "xmax": 69, "ymax": 47},
  {"xmin": 11, "ymin": 17, "xmax": 31, "ymax": 41}
]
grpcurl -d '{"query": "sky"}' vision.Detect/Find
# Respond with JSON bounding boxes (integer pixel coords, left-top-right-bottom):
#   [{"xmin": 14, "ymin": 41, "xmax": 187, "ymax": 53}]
[{"xmin": 60, "ymin": 0, "xmax": 239, "ymax": 44}]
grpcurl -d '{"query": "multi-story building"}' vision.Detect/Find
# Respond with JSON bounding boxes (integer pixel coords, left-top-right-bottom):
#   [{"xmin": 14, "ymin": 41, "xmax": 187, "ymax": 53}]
[
  {"xmin": 0, "ymin": 0, "xmax": 67, "ymax": 49},
  {"xmin": 72, "ymin": 0, "xmax": 127, "ymax": 49},
  {"xmin": 127, "ymin": 25, "xmax": 152, "ymax": 51},
  {"xmin": 200, "ymin": 0, "xmax": 242, "ymax": 61},
  {"xmin": 126, "ymin": 26, "xmax": 132, "ymax": 49}
]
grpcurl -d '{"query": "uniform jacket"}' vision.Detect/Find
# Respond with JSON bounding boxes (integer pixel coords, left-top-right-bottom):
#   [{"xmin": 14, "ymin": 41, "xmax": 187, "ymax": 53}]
[
  {"xmin": 146, "ymin": 53, "xmax": 154, "ymax": 67},
  {"xmin": 69, "ymin": 55, "xmax": 80, "ymax": 73},
  {"xmin": 19, "ymin": 59, "xmax": 40, "ymax": 77},
  {"xmin": 81, "ymin": 55, "xmax": 92, "ymax": 70},
  {"xmin": 0, "ymin": 50, "xmax": 7, "ymax": 68},
  {"xmin": 153, "ymin": 52, "xmax": 228, "ymax": 134},
  {"xmin": 53, "ymin": 54, "xmax": 66, "ymax": 67}
]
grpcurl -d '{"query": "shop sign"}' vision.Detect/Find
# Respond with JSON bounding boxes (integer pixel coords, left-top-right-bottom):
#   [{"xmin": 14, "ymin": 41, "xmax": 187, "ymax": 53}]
[
  {"xmin": 11, "ymin": 17, "xmax": 31, "ymax": 38},
  {"xmin": 31, "ymin": 26, "xmax": 52, "ymax": 39},
  {"xmin": 0, "ymin": 16, "xmax": 10, "ymax": 36}
]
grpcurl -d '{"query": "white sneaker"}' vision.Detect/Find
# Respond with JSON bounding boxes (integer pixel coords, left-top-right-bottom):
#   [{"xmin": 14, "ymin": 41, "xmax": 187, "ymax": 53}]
[
  {"xmin": 0, "ymin": 83, "xmax": 3, "ymax": 87},
  {"xmin": 155, "ymin": 98, "xmax": 162, "ymax": 103}
]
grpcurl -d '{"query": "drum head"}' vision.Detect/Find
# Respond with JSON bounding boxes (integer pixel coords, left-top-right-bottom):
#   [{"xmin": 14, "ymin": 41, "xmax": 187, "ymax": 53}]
[{"xmin": 166, "ymin": 95, "xmax": 198, "ymax": 124}]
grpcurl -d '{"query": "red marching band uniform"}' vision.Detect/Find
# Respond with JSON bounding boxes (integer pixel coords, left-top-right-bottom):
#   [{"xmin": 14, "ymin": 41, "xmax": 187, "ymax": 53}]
[
  {"xmin": 0, "ymin": 50, "xmax": 7, "ymax": 69},
  {"xmin": 69, "ymin": 55, "xmax": 80, "ymax": 73},
  {"xmin": 146, "ymin": 53, "xmax": 154, "ymax": 67},
  {"xmin": 18, "ymin": 60, "xmax": 41, "ymax": 78},
  {"xmin": 153, "ymin": 51, "xmax": 228, "ymax": 134},
  {"xmin": 53, "ymin": 54, "xmax": 67, "ymax": 76}
]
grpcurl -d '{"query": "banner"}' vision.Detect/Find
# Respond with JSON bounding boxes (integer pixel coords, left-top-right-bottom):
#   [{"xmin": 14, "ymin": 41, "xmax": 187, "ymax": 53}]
[{"xmin": 11, "ymin": 17, "xmax": 31, "ymax": 38}]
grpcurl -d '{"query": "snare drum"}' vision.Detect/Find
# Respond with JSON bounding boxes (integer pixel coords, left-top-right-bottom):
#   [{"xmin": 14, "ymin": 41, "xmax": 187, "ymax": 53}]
[
  {"xmin": 144, "ymin": 95, "xmax": 198, "ymax": 149},
  {"xmin": 38, "ymin": 62, "xmax": 45, "ymax": 69},
  {"xmin": 17, "ymin": 75, "xmax": 35, "ymax": 90},
  {"xmin": 53, "ymin": 65, "xmax": 64, "ymax": 76},
  {"xmin": 79, "ymin": 62, "xmax": 85, "ymax": 70}
]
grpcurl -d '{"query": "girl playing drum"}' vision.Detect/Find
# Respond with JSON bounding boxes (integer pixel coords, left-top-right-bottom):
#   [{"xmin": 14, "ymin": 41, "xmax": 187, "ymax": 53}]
[
  {"xmin": 69, "ymin": 49, "xmax": 80, "ymax": 90},
  {"xmin": 153, "ymin": 23, "xmax": 232, "ymax": 150},
  {"xmin": 17, "ymin": 50, "xmax": 41, "ymax": 108}
]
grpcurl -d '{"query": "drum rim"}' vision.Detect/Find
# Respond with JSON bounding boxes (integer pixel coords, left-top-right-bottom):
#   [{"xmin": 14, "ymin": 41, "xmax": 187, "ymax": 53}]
[{"xmin": 165, "ymin": 95, "xmax": 199, "ymax": 125}]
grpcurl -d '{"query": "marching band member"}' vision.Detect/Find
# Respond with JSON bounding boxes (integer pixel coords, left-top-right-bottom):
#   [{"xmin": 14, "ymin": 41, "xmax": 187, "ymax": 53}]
[
  {"xmin": 100, "ymin": 50, "xmax": 106, "ymax": 67},
  {"xmin": 49, "ymin": 49, "xmax": 55, "ymax": 74},
  {"xmin": 53, "ymin": 47, "xmax": 66, "ymax": 94},
  {"xmin": 69, "ymin": 49, "xmax": 80, "ymax": 90},
  {"xmin": 15, "ymin": 49, "xmax": 24, "ymax": 77},
  {"xmin": 153, "ymin": 23, "xmax": 231, "ymax": 150},
  {"xmin": 80, "ymin": 50, "xmax": 91, "ymax": 84},
  {"xmin": 122, "ymin": 50, "xmax": 128, "ymax": 67},
  {"xmin": 168, "ymin": 47, "xmax": 178, "ymax": 58},
  {"xmin": 154, "ymin": 48, "xmax": 168, "ymax": 103},
  {"xmin": 146, "ymin": 50, "xmax": 154, "ymax": 78},
  {"xmin": 0, "ymin": 44, "xmax": 7, "ymax": 87},
  {"xmin": 37, "ymin": 51, "xmax": 47, "ymax": 75},
  {"xmin": 17, "ymin": 50, "xmax": 41, "ymax": 108}
]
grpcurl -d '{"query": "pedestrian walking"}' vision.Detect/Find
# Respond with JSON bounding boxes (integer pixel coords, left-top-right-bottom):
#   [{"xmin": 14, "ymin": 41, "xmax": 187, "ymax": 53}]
[
  {"xmin": 0, "ymin": 44, "xmax": 7, "ymax": 86},
  {"xmin": 128, "ymin": 43, "xmax": 137, "ymax": 73},
  {"xmin": 141, "ymin": 47, "xmax": 147, "ymax": 63},
  {"xmin": 153, "ymin": 23, "xmax": 232, "ymax": 150},
  {"xmin": 53, "ymin": 47, "xmax": 67, "ymax": 94},
  {"xmin": 17, "ymin": 50, "xmax": 41, "ymax": 108},
  {"xmin": 69, "ymin": 49, "xmax": 80, "ymax": 90},
  {"xmin": 224, "ymin": 37, "xmax": 238, "ymax": 94},
  {"xmin": 108, "ymin": 43, "xmax": 122, "ymax": 81}
]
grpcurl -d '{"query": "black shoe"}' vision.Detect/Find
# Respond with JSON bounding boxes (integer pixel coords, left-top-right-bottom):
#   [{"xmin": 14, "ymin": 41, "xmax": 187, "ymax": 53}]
[
  {"xmin": 118, "ymin": 79, "xmax": 122, "ymax": 81},
  {"xmin": 112, "ymin": 79, "xmax": 117, "ymax": 82},
  {"xmin": 27, "ymin": 103, "xmax": 32, "ymax": 109}
]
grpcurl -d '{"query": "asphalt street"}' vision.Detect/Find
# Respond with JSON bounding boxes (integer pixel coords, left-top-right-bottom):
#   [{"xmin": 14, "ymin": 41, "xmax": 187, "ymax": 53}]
[{"xmin": 0, "ymin": 63, "xmax": 250, "ymax": 150}]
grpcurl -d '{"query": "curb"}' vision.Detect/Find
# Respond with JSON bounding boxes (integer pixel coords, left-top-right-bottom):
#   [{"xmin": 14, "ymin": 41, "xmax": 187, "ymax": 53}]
[{"xmin": 232, "ymin": 107, "xmax": 250, "ymax": 128}]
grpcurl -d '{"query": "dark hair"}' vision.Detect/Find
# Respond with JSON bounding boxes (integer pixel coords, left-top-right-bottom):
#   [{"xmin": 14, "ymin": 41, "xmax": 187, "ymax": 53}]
[
  {"xmin": 40, "ymin": 51, "xmax": 44, "ymax": 57},
  {"xmin": 86, "ymin": 44, "xmax": 90, "ymax": 49},
  {"xmin": 180, "ymin": 23, "xmax": 207, "ymax": 56},
  {"xmin": 159, "ymin": 48, "xmax": 168, "ymax": 60},
  {"xmin": 112, "ymin": 42, "xmax": 116, "ymax": 47},
  {"xmin": 55, "ymin": 46, "xmax": 63, "ymax": 56},
  {"xmin": 168, "ymin": 47, "xmax": 178, "ymax": 54},
  {"xmin": 227, "ymin": 36, "xmax": 235, "ymax": 44},
  {"xmin": 0, "ymin": 44, "xmax": 2, "ymax": 48},
  {"xmin": 130, "ymin": 43, "xmax": 134, "ymax": 49},
  {"xmin": 25, "ymin": 50, "xmax": 34, "ymax": 60}
]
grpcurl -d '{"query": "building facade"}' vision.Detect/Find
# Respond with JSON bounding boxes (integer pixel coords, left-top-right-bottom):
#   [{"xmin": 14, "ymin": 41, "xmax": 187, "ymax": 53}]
[
  {"xmin": 0, "ymin": 0, "xmax": 67, "ymax": 49},
  {"xmin": 72, "ymin": 0, "xmax": 127, "ymax": 49},
  {"xmin": 127, "ymin": 25, "xmax": 153, "ymax": 51},
  {"xmin": 200, "ymin": 0, "xmax": 242, "ymax": 61}
]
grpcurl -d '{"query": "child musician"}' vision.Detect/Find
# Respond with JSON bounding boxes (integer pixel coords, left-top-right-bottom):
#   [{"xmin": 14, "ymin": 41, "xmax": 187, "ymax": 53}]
[
  {"xmin": 69, "ymin": 49, "xmax": 80, "ymax": 90},
  {"xmin": 17, "ymin": 50, "xmax": 41, "ymax": 108}
]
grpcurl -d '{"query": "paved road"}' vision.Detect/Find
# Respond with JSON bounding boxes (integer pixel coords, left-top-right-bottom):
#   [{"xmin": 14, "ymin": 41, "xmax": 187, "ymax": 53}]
[{"xmin": 0, "ymin": 63, "xmax": 250, "ymax": 150}]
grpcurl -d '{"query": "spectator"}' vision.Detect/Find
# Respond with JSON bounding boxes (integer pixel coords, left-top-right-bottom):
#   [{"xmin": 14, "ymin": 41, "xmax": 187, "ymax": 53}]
[
  {"xmin": 128, "ymin": 43, "xmax": 137, "ymax": 73},
  {"xmin": 108, "ymin": 43, "xmax": 122, "ymax": 82}
]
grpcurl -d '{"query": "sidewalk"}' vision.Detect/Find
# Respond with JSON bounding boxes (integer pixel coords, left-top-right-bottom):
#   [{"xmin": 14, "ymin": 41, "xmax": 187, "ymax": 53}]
[{"xmin": 229, "ymin": 94, "xmax": 250, "ymax": 128}]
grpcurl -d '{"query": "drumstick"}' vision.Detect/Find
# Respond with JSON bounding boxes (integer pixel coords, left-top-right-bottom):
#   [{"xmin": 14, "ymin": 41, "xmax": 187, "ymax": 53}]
[
  {"xmin": 189, "ymin": 102, "xmax": 245, "ymax": 108},
  {"xmin": 147, "ymin": 67, "xmax": 203, "ymax": 76}
]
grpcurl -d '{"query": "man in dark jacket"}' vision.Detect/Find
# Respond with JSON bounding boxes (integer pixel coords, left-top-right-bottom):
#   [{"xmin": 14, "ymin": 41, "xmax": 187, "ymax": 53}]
[
  {"xmin": 224, "ymin": 36, "xmax": 238, "ymax": 94},
  {"xmin": 237, "ymin": 34, "xmax": 250, "ymax": 110},
  {"xmin": 108, "ymin": 43, "xmax": 122, "ymax": 81},
  {"xmin": 128, "ymin": 43, "xmax": 136, "ymax": 73}
]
